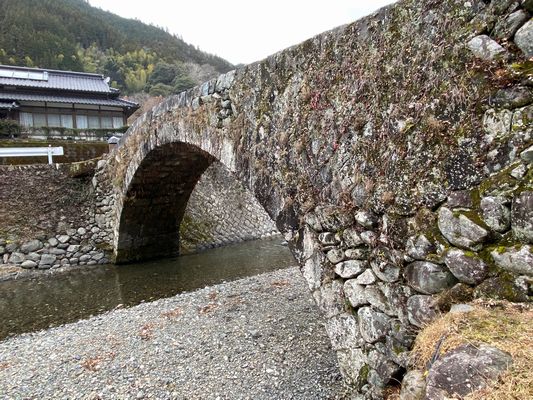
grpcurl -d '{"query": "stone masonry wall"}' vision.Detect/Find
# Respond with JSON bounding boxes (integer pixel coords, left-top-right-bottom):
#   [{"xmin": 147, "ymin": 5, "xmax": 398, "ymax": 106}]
[
  {"xmin": 180, "ymin": 161, "xmax": 278, "ymax": 254},
  {"xmin": 101, "ymin": 0, "xmax": 532, "ymax": 398}
]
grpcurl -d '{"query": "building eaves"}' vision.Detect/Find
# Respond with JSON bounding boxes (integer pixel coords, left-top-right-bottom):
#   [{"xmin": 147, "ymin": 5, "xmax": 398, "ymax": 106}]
[{"xmin": 0, "ymin": 92, "xmax": 138, "ymax": 109}]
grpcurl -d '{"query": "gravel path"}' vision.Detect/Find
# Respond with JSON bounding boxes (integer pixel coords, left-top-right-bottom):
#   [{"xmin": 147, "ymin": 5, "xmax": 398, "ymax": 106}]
[{"xmin": 0, "ymin": 267, "xmax": 353, "ymax": 399}]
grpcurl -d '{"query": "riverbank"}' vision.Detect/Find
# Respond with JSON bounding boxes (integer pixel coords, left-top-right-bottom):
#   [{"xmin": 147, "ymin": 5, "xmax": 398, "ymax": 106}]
[{"xmin": 0, "ymin": 267, "xmax": 354, "ymax": 399}]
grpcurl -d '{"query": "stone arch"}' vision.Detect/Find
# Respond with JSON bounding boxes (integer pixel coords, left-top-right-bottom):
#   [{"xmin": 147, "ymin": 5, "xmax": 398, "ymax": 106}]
[
  {"xmin": 107, "ymin": 89, "xmax": 293, "ymax": 264},
  {"xmin": 115, "ymin": 141, "xmax": 215, "ymax": 263}
]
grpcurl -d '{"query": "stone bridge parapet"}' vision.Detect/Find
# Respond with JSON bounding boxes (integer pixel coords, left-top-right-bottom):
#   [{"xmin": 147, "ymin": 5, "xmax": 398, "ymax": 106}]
[{"xmin": 1, "ymin": 0, "xmax": 532, "ymax": 398}]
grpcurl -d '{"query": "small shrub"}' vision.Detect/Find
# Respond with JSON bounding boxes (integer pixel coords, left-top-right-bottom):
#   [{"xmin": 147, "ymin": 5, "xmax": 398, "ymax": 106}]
[{"xmin": 0, "ymin": 119, "xmax": 21, "ymax": 138}]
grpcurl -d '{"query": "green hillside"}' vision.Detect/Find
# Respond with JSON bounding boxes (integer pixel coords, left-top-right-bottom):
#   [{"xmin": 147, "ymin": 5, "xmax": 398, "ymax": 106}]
[{"xmin": 0, "ymin": 0, "xmax": 234, "ymax": 94}]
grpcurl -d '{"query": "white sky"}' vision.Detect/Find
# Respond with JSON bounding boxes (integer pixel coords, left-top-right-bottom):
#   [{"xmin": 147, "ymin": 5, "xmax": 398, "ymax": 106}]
[{"xmin": 88, "ymin": 0, "xmax": 396, "ymax": 65}]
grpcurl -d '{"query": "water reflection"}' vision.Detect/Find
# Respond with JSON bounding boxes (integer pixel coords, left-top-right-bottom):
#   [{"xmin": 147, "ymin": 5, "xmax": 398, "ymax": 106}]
[{"xmin": 0, "ymin": 238, "xmax": 294, "ymax": 340}]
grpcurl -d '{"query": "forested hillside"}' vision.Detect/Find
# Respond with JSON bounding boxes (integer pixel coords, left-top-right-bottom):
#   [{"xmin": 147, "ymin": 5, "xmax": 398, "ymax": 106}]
[{"xmin": 0, "ymin": 0, "xmax": 234, "ymax": 94}]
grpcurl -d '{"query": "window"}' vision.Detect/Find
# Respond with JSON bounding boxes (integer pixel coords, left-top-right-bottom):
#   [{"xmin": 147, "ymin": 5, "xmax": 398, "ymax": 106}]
[
  {"xmin": 61, "ymin": 114, "xmax": 73, "ymax": 129},
  {"xmin": 47, "ymin": 114, "xmax": 61, "ymax": 127},
  {"xmin": 88, "ymin": 115, "xmax": 100, "ymax": 129},
  {"xmin": 20, "ymin": 112, "xmax": 33, "ymax": 127},
  {"xmin": 101, "ymin": 116, "xmax": 113, "ymax": 129},
  {"xmin": 112, "ymin": 116, "xmax": 123, "ymax": 128},
  {"xmin": 33, "ymin": 113, "xmax": 46, "ymax": 127},
  {"xmin": 76, "ymin": 115, "xmax": 88, "ymax": 129}
]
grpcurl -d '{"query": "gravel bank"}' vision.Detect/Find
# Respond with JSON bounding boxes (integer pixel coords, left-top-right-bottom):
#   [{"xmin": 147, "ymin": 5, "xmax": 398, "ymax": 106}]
[{"xmin": 0, "ymin": 267, "xmax": 353, "ymax": 399}]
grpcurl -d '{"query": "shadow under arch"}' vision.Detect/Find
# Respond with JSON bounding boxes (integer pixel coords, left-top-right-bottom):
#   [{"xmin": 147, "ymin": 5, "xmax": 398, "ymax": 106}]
[{"xmin": 115, "ymin": 141, "xmax": 215, "ymax": 263}]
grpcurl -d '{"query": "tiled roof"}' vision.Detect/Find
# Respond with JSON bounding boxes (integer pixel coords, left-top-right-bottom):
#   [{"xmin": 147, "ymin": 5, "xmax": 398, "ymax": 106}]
[
  {"xmin": 0, "ymin": 101, "xmax": 18, "ymax": 109},
  {"xmin": 0, "ymin": 92, "xmax": 138, "ymax": 108},
  {"xmin": 0, "ymin": 65, "xmax": 114, "ymax": 93}
]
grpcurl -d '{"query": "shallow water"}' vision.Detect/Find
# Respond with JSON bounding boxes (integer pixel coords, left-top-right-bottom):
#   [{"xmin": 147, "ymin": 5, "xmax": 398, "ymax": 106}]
[{"xmin": 0, "ymin": 238, "xmax": 295, "ymax": 340}]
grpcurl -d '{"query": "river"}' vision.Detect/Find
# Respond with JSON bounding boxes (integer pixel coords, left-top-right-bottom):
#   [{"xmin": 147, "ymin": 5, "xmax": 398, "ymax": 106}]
[{"xmin": 0, "ymin": 237, "xmax": 295, "ymax": 340}]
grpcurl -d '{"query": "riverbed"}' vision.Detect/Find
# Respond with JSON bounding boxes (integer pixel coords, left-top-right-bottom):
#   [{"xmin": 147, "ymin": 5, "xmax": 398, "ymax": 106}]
[
  {"xmin": 0, "ymin": 238, "xmax": 294, "ymax": 340},
  {"xmin": 0, "ymin": 267, "xmax": 352, "ymax": 399}
]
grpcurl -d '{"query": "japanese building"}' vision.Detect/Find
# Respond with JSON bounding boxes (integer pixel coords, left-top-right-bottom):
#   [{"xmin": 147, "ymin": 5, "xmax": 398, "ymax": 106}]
[{"xmin": 0, "ymin": 64, "xmax": 138, "ymax": 138}]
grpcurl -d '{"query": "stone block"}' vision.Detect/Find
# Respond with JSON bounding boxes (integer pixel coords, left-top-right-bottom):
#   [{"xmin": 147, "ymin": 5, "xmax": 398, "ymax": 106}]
[
  {"xmin": 493, "ymin": 10, "xmax": 530, "ymax": 40},
  {"xmin": 405, "ymin": 261, "xmax": 457, "ymax": 294},
  {"xmin": 406, "ymin": 234, "xmax": 436, "ymax": 261},
  {"xmin": 515, "ymin": 20, "xmax": 533, "ymax": 58},
  {"xmin": 358, "ymin": 307, "xmax": 391, "ymax": 343},
  {"xmin": 399, "ymin": 370, "xmax": 426, "ymax": 400},
  {"xmin": 467, "ymin": 35, "xmax": 506, "ymax": 60},
  {"xmin": 39, "ymin": 254, "xmax": 56, "ymax": 266},
  {"xmin": 481, "ymin": 196, "xmax": 511, "ymax": 233},
  {"xmin": 325, "ymin": 313, "xmax": 364, "ymax": 350},
  {"xmin": 20, "ymin": 239, "xmax": 43, "ymax": 254},
  {"xmin": 20, "ymin": 260, "xmax": 37, "ymax": 269},
  {"xmin": 343, "ymin": 228, "xmax": 364, "ymax": 247},
  {"xmin": 407, "ymin": 295, "xmax": 440, "ymax": 328},
  {"xmin": 335, "ymin": 260, "xmax": 366, "ymax": 278},
  {"xmin": 491, "ymin": 245, "xmax": 533, "ymax": 276},
  {"xmin": 344, "ymin": 280, "xmax": 369, "ymax": 308},
  {"xmin": 438, "ymin": 207, "xmax": 490, "ymax": 250},
  {"xmin": 8, "ymin": 252, "xmax": 25, "ymax": 264},
  {"xmin": 444, "ymin": 249, "xmax": 489, "ymax": 285},
  {"xmin": 511, "ymin": 191, "xmax": 533, "ymax": 243}
]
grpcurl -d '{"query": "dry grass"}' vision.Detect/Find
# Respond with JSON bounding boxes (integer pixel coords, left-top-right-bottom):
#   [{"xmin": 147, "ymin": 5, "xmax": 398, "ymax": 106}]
[
  {"xmin": 138, "ymin": 323, "xmax": 156, "ymax": 340},
  {"xmin": 198, "ymin": 303, "xmax": 218, "ymax": 315},
  {"xmin": 271, "ymin": 279, "xmax": 290, "ymax": 288},
  {"xmin": 160, "ymin": 306, "xmax": 183, "ymax": 319},
  {"xmin": 411, "ymin": 300, "xmax": 533, "ymax": 400},
  {"xmin": 81, "ymin": 352, "xmax": 115, "ymax": 372}
]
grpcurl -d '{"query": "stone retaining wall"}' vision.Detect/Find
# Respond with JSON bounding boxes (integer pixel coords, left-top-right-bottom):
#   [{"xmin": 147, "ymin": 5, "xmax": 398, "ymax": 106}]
[{"xmin": 0, "ymin": 161, "xmax": 277, "ymax": 276}]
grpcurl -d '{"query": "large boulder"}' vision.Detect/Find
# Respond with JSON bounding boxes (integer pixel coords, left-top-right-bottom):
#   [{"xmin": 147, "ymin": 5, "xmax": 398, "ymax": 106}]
[{"xmin": 425, "ymin": 344, "xmax": 512, "ymax": 399}]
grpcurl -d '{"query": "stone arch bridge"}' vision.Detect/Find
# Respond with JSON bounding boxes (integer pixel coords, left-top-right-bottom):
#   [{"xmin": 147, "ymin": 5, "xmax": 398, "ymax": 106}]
[{"xmin": 88, "ymin": 0, "xmax": 532, "ymax": 397}]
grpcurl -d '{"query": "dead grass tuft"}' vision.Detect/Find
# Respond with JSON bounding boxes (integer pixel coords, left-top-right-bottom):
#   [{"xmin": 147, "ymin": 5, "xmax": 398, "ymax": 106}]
[
  {"xmin": 160, "ymin": 306, "xmax": 183, "ymax": 319},
  {"xmin": 271, "ymin": 279, "xmax": 290, "ymax": 288},
  {"xmin": 139, "ymin": 323, "xmax": 156, "ymax": 340},
  {"xmin": 81, "ymin": 352, "xmax": 115, "ymax": 372},
  {"xmin": 411, "ymin": 300, "xmax": 533, "ymax": 400},
  {"xmin": 198, "ymin": 303, "xmax": 218, "ymax": 315}
]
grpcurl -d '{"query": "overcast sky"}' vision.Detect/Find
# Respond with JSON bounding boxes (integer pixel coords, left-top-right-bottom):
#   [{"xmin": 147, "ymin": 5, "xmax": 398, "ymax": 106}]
[{"xmin": 88, "ymin": 0, "xmax": 396, "ymax": 65}]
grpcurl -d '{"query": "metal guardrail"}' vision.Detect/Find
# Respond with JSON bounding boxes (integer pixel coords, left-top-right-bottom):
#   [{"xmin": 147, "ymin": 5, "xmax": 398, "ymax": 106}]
[{"xmin": 0, "ymin": 146, "xmax": 64, "ymax": 164}]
